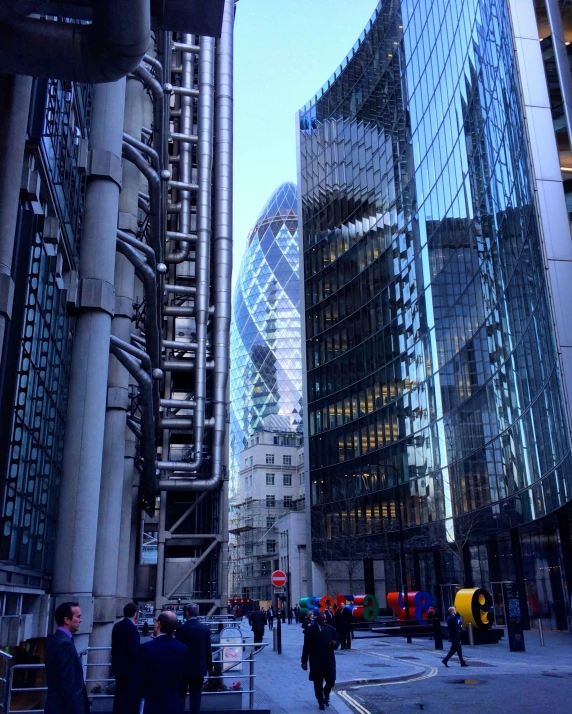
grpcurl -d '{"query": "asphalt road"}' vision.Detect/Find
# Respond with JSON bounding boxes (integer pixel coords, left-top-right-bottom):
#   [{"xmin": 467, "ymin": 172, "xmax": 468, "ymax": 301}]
[{"xmin": 338, "ymin": 667, "xmax": 572, "ymax": 714}]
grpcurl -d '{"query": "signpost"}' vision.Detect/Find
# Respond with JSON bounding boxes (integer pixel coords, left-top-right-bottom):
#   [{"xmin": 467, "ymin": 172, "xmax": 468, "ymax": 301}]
[{"xmin": 271, "ymin": 571, "xmax": 287, "ymax": 654}]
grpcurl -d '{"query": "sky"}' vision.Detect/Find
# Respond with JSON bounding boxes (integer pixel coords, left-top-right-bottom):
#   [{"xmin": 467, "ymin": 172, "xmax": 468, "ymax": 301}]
[{"xmin": 232, "ymin": 0, "xmax": 379, "ymax": 285}]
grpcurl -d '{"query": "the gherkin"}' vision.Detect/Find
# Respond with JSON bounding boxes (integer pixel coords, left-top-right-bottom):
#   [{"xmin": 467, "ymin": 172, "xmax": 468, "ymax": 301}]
[{"xmin": 229, "ymin": 182, "xmax": 303, "ymax": 493}]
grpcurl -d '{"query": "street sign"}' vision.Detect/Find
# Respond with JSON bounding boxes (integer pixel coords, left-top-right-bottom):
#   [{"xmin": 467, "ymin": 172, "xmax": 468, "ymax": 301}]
[
  {"xmin": 271, "ymin": 570, "xmax": 287, "ymax": 587},
  {"xmin": 274, "ymin": 587, "xmax": 285, "ymax": 594}
]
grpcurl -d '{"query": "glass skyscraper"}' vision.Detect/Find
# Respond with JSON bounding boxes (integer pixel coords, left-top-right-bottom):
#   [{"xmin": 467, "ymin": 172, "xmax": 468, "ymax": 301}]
[
  {"xmin": 298, "ymin": 0, "xmax": 572, "ymax": 627},
  {"xmin": 230, "ymin": 182, "xmax": 303, "ymax": 492}
]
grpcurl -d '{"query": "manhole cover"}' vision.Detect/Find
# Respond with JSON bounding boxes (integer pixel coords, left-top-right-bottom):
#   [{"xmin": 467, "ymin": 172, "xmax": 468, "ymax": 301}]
[
  {"xmin": 365, "ymin": 663, "xmax": 391, "ymax": 668},
  {"xmin": 451, "ymin": 679, "xmax": 482, "ymax": 685},
  {"xmin": 464, "ymin": 661, "xmax": 494, "ymax": 668},
  {"xmin": 374, "ymin": 643, "xmax": 390, "ymax": 647},
  {"xmin": 396, "ymin": 656, "xmax": 421, "ymax": 660}
]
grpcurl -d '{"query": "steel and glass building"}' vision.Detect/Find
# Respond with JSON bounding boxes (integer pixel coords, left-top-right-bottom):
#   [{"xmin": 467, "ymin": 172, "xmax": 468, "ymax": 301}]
[
  {"xmin": 229, "ymin": 182, "xmax": 303, "ymax": 493},
  {"xmin": 299, "ymin": 0, "xmax": 572, "ymax": 629},
  {"xmin": 0, "ymin": 0, "xmax": 234, "ymax": 666}
]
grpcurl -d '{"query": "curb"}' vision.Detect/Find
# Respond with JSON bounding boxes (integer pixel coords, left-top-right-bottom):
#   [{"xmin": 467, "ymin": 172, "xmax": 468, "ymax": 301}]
[{"xmin": 337, "ymin": 668, "xmax": 433, "ymax": 688}]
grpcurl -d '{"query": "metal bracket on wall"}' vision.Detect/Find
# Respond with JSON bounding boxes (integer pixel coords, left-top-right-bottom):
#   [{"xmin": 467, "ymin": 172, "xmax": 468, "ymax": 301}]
[{"xmin": 87, "ymin": 149, "xmax": 123, "ymax": 189}]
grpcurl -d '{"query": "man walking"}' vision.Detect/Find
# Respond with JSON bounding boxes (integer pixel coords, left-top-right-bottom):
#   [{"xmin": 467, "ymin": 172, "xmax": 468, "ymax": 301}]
[
  {"xmin": 175, "ymin": 603, "xmax": 212, "ymax": 714},
  {"xmin": 111, "ymin": 602, "xmax": 141, "ymax": 714},
  {"xmin": 334, "ymin": 601, "xmax": 353, "ymax": 650},
  {"xmin": 139, "ymin": 610, "xmax": 191, "ymax": 714},
  {"xmin": 44, "ymin": 602, "xmax": 89, "ymax": 714},
  {"xmin": 442, "ymin": 606, "xmax": 468, "ymax": 667},
  {"xmin": 250, "ymin": 606, "xmax": 266, "ymax": 651},
  {"xmin": 301, "ymin": 611, "xmax": 340, "ymax": 710},
  {"xmin": 267, "ymin": 605, "xmax": 274, "ymax": 630}
]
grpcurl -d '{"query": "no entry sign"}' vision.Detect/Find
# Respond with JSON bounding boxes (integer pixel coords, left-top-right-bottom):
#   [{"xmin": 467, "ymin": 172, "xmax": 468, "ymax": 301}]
[{"xmin": 271, "ymin": 570, "xmax": 286, "ymax": 587}]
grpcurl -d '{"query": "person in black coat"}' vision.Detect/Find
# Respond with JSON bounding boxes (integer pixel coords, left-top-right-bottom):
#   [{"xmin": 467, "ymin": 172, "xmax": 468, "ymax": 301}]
[
  {"xmin": 266, "ymin": 606, "xmax": 274, "ymax": 631},
  {"xmin": 334, "ymin": 602, "xmax": 353, "ymax": 650},
  {"xmin": 44, "ymin": 602, "xmax": 89, "ymax": 714},
  {"xmin": 175, "ymin": 603, "xmax": 213, "ymax": 714},
  {"xmin": 250, "ymin": 607, "xmax": 266, "ymax": 650},
  {"xmin": 301, "ymin": 612, "xmax": 340, "ymax": 710},
  {"xmin": 139, "ymin": 610, "xmax": 192, "ymax": 714},
  {"xmin": 442, "ymin": 606, "xmax": 468, "ymax": 667},
  {"xmin": 111, "ymin": 602, "xmax": 141, "ymax": 714}
]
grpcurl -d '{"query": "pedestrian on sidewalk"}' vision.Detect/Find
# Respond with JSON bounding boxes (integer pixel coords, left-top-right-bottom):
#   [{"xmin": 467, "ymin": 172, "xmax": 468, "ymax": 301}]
[
  {"xmin": 175, "ymin": 603, "xmax": 213, "ymax": 714},
  {"xmin": 334, "ymin": 602, "xmax": 353, "ymax": 650},
  {"xmin": 111, "ymin": 602, "xmax": 141, "ymax": 714},
  {"xmin": 267, "ymin": 605, "xmax": 274, "ymax": 631},
  {"xmin": 301, "ymin": 612, "xmax": 340, "ymax": 710},
  {"xmin": 442, "ymin": 606, "xmax": 468, "ymax": 668},
  {"xmin": 250, "ymin": 606, "xmax": 266, "ymax": 651}
]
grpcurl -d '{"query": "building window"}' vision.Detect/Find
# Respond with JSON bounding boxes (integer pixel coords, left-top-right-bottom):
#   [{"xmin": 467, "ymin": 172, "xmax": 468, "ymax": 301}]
[
  {"xmin": 261, "ymin": 561, "xmax": 270, "ymax": 576},
  {"xmin": 267, "ymin": 540, "xmax": 276, "ymax": 554},
  {"xmin": 245, "ymin": 543, "xmax": 253, "ymax": 555},
  {"xmin": 266, "ymin": 516, "xmax": 275, "ymax": 529},
  {"xmin": 266, "ymin": 495, "xmax": 276, "ymax": 507},
  {"xmin": 299, "ymin": 473, "xmax": 304, "ymax": 485},
  {"xmin": 283, "ymin": 473, "xmax": 292, "ymax": 487},
  {"xmin": 266, "ymin": 473, "xmax": 275, "ymax": 486},
  {"xmin": 283, "ymin": 455, "xmax": 291, "ymax": 465},
  {"xmin": 284, "ymin": 496, "xmax": 293, "ymax": 508},
  {"xmin": 265, "ymin": 454, "xmax": 274, "ymax": 464}
]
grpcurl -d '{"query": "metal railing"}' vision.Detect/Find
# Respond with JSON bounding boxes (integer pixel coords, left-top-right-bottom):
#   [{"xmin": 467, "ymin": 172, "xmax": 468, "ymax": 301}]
[{"xmin": 2, "ymin": 639, "xmax": 267, "ymax": 713}]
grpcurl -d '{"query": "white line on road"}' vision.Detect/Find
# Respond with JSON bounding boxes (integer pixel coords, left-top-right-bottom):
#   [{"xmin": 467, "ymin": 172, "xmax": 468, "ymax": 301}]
[{"xmin": 338, "ymin": 689, "xmax": 372, "ymax": 714}]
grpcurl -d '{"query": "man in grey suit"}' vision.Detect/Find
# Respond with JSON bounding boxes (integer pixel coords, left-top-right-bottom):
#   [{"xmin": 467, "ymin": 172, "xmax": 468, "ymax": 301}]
[{"xmin": 44, "ymin": 602, "xmax": 89, "ymax": 714}]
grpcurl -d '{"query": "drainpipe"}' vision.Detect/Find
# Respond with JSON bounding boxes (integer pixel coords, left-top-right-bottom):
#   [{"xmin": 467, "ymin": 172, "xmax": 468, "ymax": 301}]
[
  {"xmin": 52, "ymin": 79, "xmax": 126, "ymax": 655},
  {"xmin": 0, "ymin": 74, "xmax": 32, "ymax": 361},
  {"xmin": 165, "ymin": 34, "xmax": 195, "ymax": 264},
  {"xmin": 158, "ymin": 0, "xmax": 234, "ymax": 490},
  {"xmin": 0, "ymin": 0, "xmax": 150, "ymax": 83}
]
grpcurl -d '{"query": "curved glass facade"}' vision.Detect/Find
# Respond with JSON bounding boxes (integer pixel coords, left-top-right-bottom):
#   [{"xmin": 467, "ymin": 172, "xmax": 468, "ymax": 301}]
[
  {"xmin": 299, "ymin": 0, "xmax": 572, "ymax": 589},
  {"xmin": 230, "ymin": 182, "xmax": 303, "ymax": 492}
]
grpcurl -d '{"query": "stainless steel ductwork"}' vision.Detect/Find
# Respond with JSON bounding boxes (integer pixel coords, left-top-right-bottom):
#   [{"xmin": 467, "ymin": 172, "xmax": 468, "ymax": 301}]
[{"xmin": 0, "ymin": 0, "xmax": 151, "ymax": 82}]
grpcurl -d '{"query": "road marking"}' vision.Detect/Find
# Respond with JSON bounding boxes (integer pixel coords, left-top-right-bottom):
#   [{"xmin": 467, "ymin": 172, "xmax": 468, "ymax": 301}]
[{"xmin": 338, "ymin": 689, "xmax": 372, "ymax": 714}]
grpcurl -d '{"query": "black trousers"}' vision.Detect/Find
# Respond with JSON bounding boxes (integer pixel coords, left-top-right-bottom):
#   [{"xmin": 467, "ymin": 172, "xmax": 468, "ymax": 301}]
[
  {"xmin": 337, "ymin": 629, "xmax": 351, "ymax": 649},
  {"xmin": 268, "ymin": 618, "xmax": 274, "ymax": 630},
  {"xmin": 444, "ymin": 639, "xmax": 465, "ymax": 664},
  {"xmin": 312, "ymin": 674, "xmax": 335, "ymax": 704},
  {"xmin": 253, "ymin": 628, "xmax": 264, "ymax": 647},
  {"xmin": 188, "ymin": 675, "xmax": 204, "ymax": 714},
  {"xmin": 113, "ymin": 677, "xmax": 141, "ymax": 714}
]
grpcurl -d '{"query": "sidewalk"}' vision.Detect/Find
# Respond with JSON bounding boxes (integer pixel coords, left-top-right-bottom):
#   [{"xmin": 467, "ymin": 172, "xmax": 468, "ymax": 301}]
[{"xmin": 247, "ymin": 620, "xmax": 572, "ymax": 713}]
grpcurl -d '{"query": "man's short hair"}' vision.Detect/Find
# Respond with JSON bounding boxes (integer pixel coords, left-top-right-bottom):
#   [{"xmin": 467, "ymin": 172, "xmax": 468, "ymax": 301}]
[
  {"xmin": 448, "ymin": 606, "xmax": 456, "ymax": 614},
  {"xmin": 183, "ymin": 602, "xmax": 200, "ymax": 618},
  {"xmin": 124, "ymin": 602, "xmax": 137, "ymax": 618},
  {"xmin": 157, "ymin": 610, "xmax": 178, "ymax": 635},
  {"xmin": 54, "ymin": 602, "xmax": 79, "ymax": 626}
]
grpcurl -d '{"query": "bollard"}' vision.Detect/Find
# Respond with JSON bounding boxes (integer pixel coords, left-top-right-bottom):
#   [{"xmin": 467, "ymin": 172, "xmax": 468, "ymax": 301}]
[
  {"xmin": 538, "ymin": 617, "xmax": 545, "ymax": 647},
  {"xmin": 467, "ymin": 622, "xmax": 475, "ymax": 649},
  {"xmin": 273, "ymin": 627, "xmax": 276, "ymax": 651},
  {"xmin": 277, "ymin": 613, "xmax": 282, "ymax": 654}
]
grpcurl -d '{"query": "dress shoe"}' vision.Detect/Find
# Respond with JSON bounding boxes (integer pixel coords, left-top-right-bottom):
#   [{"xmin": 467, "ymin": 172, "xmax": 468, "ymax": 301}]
[
  {"xmin": 319, "ymin": 703, "xmax": 326, "ymax": 711},
  {"xmin": 461, "ymin": 662, "xmax": 469, "ymax": 667},
  {"xmin": 441, "ymin": 658, "xmax": 448, "ymax": 667},
  {"xmin": 325, "ymin": 699, "xmax": 330, "ymax": 706}
]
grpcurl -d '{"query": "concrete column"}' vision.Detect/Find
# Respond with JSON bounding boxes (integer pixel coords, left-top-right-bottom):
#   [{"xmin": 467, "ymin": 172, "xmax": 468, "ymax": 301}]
[
  {"xmin": 52, "ymin": 79, "xmax": 126, "ymax": 654},
  {"xmin": 0, "ymin": 74, "xmax": 32, "ymax": 359},
  {"xmin": 91, "ymin": 75, "xmax": 143, "ymax": 652}
]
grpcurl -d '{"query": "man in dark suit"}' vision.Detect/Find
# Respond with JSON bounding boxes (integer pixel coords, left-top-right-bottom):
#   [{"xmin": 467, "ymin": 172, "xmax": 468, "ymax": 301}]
[
  {"xmin": 301, "ymin": 611, "xmax": 340, "ymax": 710},
  {"xmin": 334, "ymin": 602, "xmax": 353, "ymax": 650},
  {"xmin": 250, "ymin": 606, "xmax": 266, "ymax": 651},
  {"xmin": 175, "ymin": 602, "xmax": 212, "ymax": 714},
  {"xmin": 111, "ymin": 602, "xmax": 141, "ymax": 714},
  {"xmin": 139, "ymin": 610, "xmax": 191, "ymax": 714},
  {"xmin": 442, "ymin": 606, "xmax": 468, "ymax": 667},
  {"xmin": 44, "ymin": 601, "xmax": 89, "ymax": 714}
]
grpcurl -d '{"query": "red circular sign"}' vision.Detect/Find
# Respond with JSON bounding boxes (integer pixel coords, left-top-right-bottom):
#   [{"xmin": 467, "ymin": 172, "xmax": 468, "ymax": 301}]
[{"xmin": 271, "ymin": 570, "xmax": 286, "ymax": 587}]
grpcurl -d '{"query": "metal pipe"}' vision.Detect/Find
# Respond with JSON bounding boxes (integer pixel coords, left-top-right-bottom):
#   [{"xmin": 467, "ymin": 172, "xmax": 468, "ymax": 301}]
[
  {"xmin": 122, "ymin": 141, "xmax": 163, "ymax": 261},
  {"xmin": 123, "ymin": 132, "xmax": 159, "ymax": 170},
  {"xmin": 173, "ymin": 41, "xmax": 200, "ymax": 54},
  {"xmin": 165, "ymin": 285, "xmax": 196, "ymax": 296},
  {"xmin": 170, "ymin": 132, "xmax": 198, "ymax": 144},
  {"xmin": 162, "ymin": 359, "xmax": 215, "ymax": 372},
  {"xmin": 116, "ymin": 237, "xmax": 160, "ymax": 369},
  {"xmin": 165, "ymin": 84, "xmax": 199, "ymax": 98},
  {"xmin": 0, "ymin": 0, "xmax": 150, "ymax": 83},
  {"xmin": 166, "ymin": 45, "xmax": 194, "ymax": 266},
  {"xmin": 109, "ymin": 337, "xmax": 157, "ymax": 494},
  {"xmin": 160, "ymin": 398, "xmax": 196, "ymax": 409},
  {"xmin": 168, "ymin": 180, "xmax": 199, "ymax": 193},
  {"xmin": 143, "ymin": 53, "xmax": 163, "ymax": 83},
  {"xmin": 162, "ymin": 339, "xmax": 198, "ymax": 350},
  {"xmin": 159, "ymin": 0, "xmax": 233, "ymax": 490},
  {"xmin": 167, "ymin": 230, "xmax": 197, "ymax": 243},
  {"xmin": 117, "ymin": 229, "xmax": 156, "ymax": 267}
]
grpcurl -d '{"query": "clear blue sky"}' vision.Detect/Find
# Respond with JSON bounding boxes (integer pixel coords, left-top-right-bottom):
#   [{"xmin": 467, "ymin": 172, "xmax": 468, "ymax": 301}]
[{"xmin": 232, "ymin": 0, "xmax": 378, "ymax": 284}]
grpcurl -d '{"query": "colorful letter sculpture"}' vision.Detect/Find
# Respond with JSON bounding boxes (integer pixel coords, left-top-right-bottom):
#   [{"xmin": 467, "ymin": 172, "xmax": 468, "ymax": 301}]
[
  {"xmin": 454, "ymin": 588, "xmax": 493, "ymax": 630},
  {"xmin": 299, "ymin": 594, "xmax": 380, "ymax": 621},
  {"xmin": 387, "ymin": 591, "xmax": 433, "ymax": 624}
]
